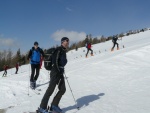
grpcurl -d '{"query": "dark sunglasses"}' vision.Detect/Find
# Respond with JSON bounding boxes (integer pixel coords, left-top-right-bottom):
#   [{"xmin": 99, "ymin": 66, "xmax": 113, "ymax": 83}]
[{"xmin": 65, "ymin": 39, "xmax": 69, "ymax": 42}]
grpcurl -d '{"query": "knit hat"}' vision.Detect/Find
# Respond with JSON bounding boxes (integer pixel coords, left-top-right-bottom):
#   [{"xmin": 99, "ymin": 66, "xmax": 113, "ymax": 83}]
[
  {"xmin": 61, "ymin": 37, "xmax": 69, "ymax": 43},
  {"xmin": 34, "ymin": 41, "xmax": 38, "ymax": 45}
]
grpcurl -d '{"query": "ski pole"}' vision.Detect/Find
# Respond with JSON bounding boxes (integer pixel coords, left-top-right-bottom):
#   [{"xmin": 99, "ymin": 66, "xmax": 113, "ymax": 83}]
[
  {"xmin": 20, "ymin": 65, "xmax": 22, "ymax": 73},
  {"xmin": 64, "ymin": 73, "xmax": 80, "ymax": 110},
  {"xmin": 121, "ymin": 37, "xmax": 125, "ymax": 48},
  {"xmin": 28, "ymin": 64, "xmax": 30, "ymax": 96}
]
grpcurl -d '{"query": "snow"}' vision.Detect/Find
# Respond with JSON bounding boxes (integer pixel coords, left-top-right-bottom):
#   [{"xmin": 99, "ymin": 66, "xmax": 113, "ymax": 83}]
[{"xmin": 0, "ymin": 30, "xmax": 150, "ymax": 113}]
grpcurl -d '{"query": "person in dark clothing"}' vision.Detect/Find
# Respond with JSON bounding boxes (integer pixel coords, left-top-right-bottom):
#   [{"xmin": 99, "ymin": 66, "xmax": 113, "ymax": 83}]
[
  {"xmin": 38, "ymin": 37, "xmax": 69, "ymax": 113},
  {"xmin": 2, "ymin": 65, "xmax": 8, "ymax": 77},
  {"xmin": 15, "ymin": 63, "xmax": 19, "ymax": 74},
  {"xmin": 111, "ymin": 35, "xmax": 120, "ymax": 51},
  {"xmin": 86, "ymin": 42, "xmax": 93, "ymax": 57},
  {"xmin": 27, "ymin": 41, "xmax": 44, "ymax": 89}
]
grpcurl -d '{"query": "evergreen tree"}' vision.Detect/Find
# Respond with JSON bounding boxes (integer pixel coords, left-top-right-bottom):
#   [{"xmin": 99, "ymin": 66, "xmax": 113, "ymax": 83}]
[{"xmin": 93, "ymin": 37, "xmax": 99, "ymax": 44}]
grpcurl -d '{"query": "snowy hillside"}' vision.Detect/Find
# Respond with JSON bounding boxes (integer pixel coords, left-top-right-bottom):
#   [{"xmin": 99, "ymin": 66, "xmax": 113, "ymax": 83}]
[{"xmin": 0, "ymin": 30, "xmax": 150, "ymax": 113}]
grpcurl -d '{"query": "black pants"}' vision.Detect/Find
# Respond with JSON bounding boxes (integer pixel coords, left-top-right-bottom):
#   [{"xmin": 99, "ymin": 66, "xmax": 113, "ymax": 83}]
[
  {"xmin": 112, "ymin": 42, "xmax": 119, "ymax": 49},
  {"xmin": 30, "ymin": 64, "xmax": 40, "ymax": 82},
  {"xmin": 15, "ymin": 68, "xmax": 18, "ymax": 74},
  {"xmin": 86, "ymin": 48, "xmax": 93, "ymax": 56},
  {"xmin": 2, "ymin": 70, "xmax": 7, "ymax": 77},
  {"xmin": 40, "ymin": 68, "xmax": 66, "ymax": 109}
]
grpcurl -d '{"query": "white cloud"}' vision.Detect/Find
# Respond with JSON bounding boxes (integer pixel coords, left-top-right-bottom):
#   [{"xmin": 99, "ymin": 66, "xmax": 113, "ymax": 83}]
[
  {"xmin": 0, "ymin": 37, "xmax": 17, "ymax": 47},
  {"xmin": 51, "ymin": 29, "xmax": 86, "ymax": 42},
  {"xmin": 66, "ymin": 7, "xmax": 72, "ymax": 12}
]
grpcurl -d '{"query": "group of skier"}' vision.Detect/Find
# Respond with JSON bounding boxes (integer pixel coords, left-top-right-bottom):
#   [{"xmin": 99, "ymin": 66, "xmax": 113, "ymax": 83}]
[
  {"xmin": 85, "ymin": 35, "xmax": 121, "ymax": 57},
  {"xmin": 27, "ymin": 37, "xmax": 69, "ymax": 113},
  {"xmin": 1, "ymin": 35, "xmax": 121, "ymax": 113},
  {"xmin": 2, "ymin": 63, "xmax": 20, "ymax": 77}
]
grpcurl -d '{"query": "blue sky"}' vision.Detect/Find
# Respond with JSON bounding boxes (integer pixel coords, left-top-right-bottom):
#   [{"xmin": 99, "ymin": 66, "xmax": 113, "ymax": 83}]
[{"xmin": 0, "ymin": 0, "xmax": 150, "ymax": 53}]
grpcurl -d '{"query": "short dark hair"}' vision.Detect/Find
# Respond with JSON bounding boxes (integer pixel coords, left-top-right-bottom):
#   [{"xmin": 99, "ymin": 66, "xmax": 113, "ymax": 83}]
[
  {"xmin": 61, "ymin": 37, "xmax": 69, "ymax": 43},
  {"xmin": 34, "ymin": 41, "xmax": 38, "ymax": 45}
]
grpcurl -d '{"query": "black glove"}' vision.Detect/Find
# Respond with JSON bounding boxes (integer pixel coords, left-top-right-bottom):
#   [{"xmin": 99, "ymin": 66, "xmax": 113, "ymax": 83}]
[
  {"xmin": 60, "ymin": 73, "xmax": 64, "ymax": 79},
  {"xmin": 59, "ymin": 68, "xmax": 64, "ymax": 74}
]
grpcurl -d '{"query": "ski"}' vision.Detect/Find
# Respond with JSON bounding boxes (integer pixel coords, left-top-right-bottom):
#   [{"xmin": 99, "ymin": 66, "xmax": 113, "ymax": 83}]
[
  {"xmin": 30, "ymin": 88, "xmax": 40, "ymax": 95},
  {"xmin": 24, "ymin": 110, "xmax": 53, "ymax": 113},
  {"xmin": 35, "ymin": 88, "xmax": 42, "ymax": 91},
  {"xmin": 23, "ymin": 112, "xmax": 37, "ymax": 113},
  {"xmin": 51, "ymin": 111, "xmax": 62, "ymax": 113},
  {"xmin": 24, "ymin": 111, "xmax": 49, "ymax": 113}
]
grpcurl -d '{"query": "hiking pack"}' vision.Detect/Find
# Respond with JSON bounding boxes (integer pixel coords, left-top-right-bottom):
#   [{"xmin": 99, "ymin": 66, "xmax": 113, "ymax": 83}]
[
  {"xmin": 30, "ymin": 47, "xmax": 43, "ymax": 64},
  {"xmin": 44, "ymin": 48, "xmax": 56, "ymax": 71}
]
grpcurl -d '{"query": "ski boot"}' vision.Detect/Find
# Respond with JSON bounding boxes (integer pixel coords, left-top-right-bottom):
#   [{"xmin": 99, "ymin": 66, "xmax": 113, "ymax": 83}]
[
  {"xmin": 91, "ymin": 53, "xmax": 94, "ymax": 56},
  {"xmin": 111, "ymin": 48, "xmax": 114, "ymax": 51},
  {"xmin": 51, "ymin": 105, "xmax": 62, "ymax": 113},
  {"xmin": 30, "ymin": 81, "xmax": 36, "ymax": 89},
  {"xmin": 34, "ymin": 80, "xmax": 36, "ymax": 89},
  {"xmin": 117, "ymin": 47, "xmax": 119, "ymax": 50},
  {"xmin": 37, "ymin": 107, "xmax": 49, "ymax": 113}
]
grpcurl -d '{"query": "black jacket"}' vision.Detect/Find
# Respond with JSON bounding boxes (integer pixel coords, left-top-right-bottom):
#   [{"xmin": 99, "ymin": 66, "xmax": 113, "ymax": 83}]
[
  {"xmin": 112, "ymin": 36, "xmax": 118, "ymax": 42},
  {"xmin": 52, "ymin": 46, "xmax": 67, "ymax": 74}
]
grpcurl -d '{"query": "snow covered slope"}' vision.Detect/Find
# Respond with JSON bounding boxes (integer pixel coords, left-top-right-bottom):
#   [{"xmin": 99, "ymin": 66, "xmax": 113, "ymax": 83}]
[{"xmin": 0, "ymin": 30, "xmax": 150, "ymax": 113}]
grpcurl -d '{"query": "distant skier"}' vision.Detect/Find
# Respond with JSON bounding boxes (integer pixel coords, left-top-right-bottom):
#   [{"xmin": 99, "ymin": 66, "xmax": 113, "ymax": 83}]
[
  {"xmin": 111, "ymin": 35, "xmax": 120, "ymax": 51},
  {"xmin": 2, "ymin": 65, "xmax": 8, "ymax": 77},
  {"xmin": 38, "ymin": 37, "xmax": 69, "ymax": 113},
  {"xmin": 86, "ymin": 42, "xmax": 93, "ymax": 57},
  {"xmin": 27, "ymin": 41, "xmax": 44, "ymax": 89},
  {"xmin": 15, "ymin": 63, "xmax": 19, "ymax": 74}
]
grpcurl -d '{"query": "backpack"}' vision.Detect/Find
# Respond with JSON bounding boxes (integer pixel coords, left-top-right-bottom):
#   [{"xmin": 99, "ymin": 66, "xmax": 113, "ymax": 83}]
[
  {"xmin": 112, "ymin": 36, "xmax": 118, "ymax": 43},
  {"xmin": 31, "ymin": 47, "xmax": 41, "ymax": 64},
  {"xmin": 87, "ymin": 43, "xmax": 91, "ymax": 49},
  {"xmin": 44, "ymin": 48, "xmax": 56, "ymax": 70},
  {"xmin": 112, "ymin": 36, "xmax": 115, "ymax": 43}
]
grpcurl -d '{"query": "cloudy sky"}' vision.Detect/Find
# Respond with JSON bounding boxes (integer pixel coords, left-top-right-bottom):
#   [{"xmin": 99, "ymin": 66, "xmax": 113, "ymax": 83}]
[{"xmin": 0, "ymin": 0, "xmax": 150, "ymax": 53}]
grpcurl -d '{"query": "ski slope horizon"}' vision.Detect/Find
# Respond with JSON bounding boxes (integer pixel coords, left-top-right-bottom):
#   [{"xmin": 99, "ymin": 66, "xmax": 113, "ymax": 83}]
[{"xmin": 0, "ymin": 30, "xmax": 150, "ymax": 113}]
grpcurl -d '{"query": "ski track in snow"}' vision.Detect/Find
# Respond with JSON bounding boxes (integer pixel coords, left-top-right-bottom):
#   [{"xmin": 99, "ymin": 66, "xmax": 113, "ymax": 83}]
[{"xmin": 0, "ymin": 30, "xmax": 150, "ymax": 113}]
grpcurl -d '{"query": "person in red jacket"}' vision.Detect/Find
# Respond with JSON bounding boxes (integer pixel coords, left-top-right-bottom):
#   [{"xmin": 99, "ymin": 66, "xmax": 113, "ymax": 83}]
[
  {"xmin": 15, "ymin": 63, "xmax": 19, "ymax": 74},
  {"xmin": 2, "ymin": 65, "xmax": 8, "ymax": 77},
  {"xmin": 86, "ymin": 42, "xmax": 93, "ymax": 57}
]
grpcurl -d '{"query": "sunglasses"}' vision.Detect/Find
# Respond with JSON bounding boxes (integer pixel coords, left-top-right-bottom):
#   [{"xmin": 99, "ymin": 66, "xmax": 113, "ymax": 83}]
[{"xmin": 66, "ymin": 39, "xmax": 69, "ymax": 42}]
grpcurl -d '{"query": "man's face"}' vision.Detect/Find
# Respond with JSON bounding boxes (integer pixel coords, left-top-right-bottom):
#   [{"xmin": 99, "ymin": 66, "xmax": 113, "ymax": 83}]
[
  {"xmin": 62, "ymin": 39, "xmax": 69, "ymax": 48},
  {"xmin": 34, "ymin": 44, "xmax": 38, "ymax": 49}
]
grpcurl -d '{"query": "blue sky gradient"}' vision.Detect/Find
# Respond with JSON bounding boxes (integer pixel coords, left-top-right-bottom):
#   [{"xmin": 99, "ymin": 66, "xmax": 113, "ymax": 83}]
[{"xmin": 0, "ymin": 0, "xmax": 150, "ymax": 53}]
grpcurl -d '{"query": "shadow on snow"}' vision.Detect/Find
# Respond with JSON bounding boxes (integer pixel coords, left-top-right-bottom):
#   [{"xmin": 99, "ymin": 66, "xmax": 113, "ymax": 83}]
[{"xmin": 62, "ymin": 93, "xmax": 105, "ymax": 112}]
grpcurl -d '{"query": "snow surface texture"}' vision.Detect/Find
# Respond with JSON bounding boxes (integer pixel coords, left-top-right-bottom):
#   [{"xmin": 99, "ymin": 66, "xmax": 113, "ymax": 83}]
[{"xmin": 0, "ymin": 30, "xmax": 150, "ymax": 113}]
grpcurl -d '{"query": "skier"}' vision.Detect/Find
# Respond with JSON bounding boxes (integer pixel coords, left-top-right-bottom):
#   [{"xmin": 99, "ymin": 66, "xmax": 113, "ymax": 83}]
[
  {"xmin": 2, "ymin": 65, "xmax": 8, "ymax": 77},
  {"xmin": 111, "ymin": 35, "xmax": 120, "ymax": 51},
  {"xmin": 86, "ymin": 42, "xmax": 93, "ymax": 57},
  {"xmin": 15, "ymin": 63, "xmax": 19, "ymax": 74},
  {"xmin": 27, "ymin": 41, "xmax": 44, "ymax": 89},
  {"xmin": 38, "ymin": 37, "xmax": 69, "ymax": 113}
]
